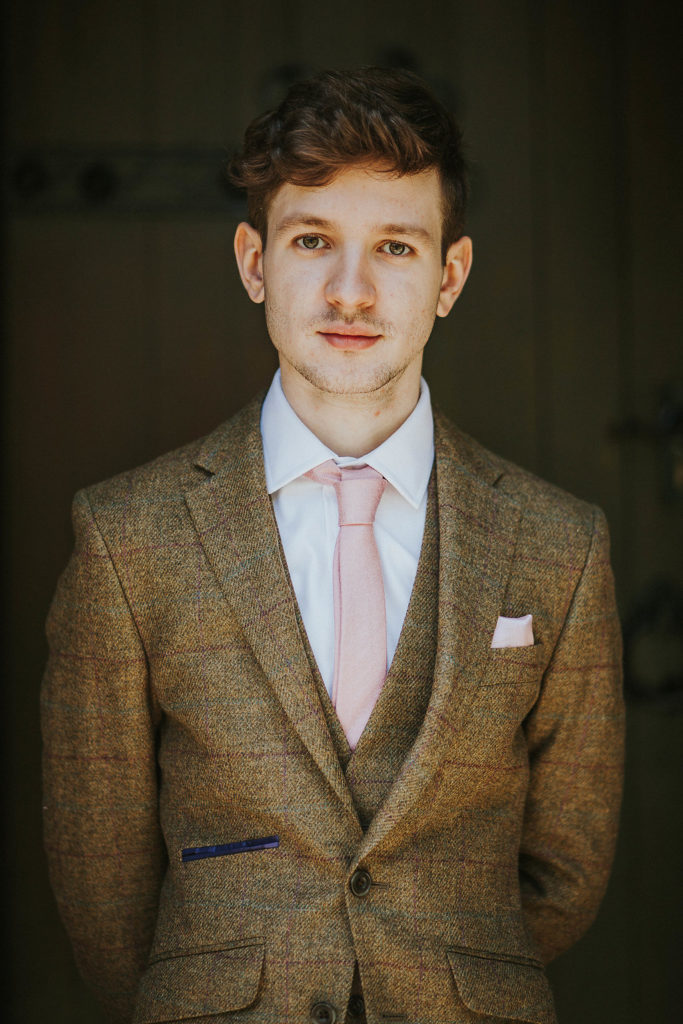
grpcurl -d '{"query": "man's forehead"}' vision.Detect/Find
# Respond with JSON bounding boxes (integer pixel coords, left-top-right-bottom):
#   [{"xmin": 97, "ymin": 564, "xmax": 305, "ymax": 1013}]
[{"xmin": 268, "ymin": 165, "xmax": 443, "ymax": 235}]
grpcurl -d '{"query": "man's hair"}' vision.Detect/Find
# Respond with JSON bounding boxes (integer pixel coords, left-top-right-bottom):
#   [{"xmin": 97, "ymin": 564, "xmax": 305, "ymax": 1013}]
[{"xmin": 228, "ymin": 67, "xmax": 468, "ymax": 260}]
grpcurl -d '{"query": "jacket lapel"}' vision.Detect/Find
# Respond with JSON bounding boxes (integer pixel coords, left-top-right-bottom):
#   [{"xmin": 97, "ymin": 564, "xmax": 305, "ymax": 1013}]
[
  {"xmin": 183, "ymin": 396, "xmax": 356, "ymax": 820},
  {"xmin": 355, "ymin": 411, "xmax": 522, "ymax": 865}
]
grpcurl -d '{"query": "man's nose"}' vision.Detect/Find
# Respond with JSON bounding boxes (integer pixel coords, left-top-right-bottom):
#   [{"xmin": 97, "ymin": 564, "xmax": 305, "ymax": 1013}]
[{"xmin": 324, "ymin": 250, "xmax": 376, "ymax": 310}]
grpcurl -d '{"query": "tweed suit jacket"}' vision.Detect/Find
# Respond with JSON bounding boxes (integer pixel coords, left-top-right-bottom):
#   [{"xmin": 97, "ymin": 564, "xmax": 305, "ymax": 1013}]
[{"xmin": 41, "ymin": 394, "xmax": 625, "ymax": 1024}]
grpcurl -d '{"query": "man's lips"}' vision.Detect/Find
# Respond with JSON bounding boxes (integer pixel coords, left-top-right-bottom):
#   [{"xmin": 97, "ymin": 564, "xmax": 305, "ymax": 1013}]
[{"xmin": 318, "ymin": 327, "xmax": 382, "ymax": 350}]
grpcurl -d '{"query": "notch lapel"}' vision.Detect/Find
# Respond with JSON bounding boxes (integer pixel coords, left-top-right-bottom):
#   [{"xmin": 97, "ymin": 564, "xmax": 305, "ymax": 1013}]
[
  {"xmin": 184, "ymin": 397, "xmax": 356, "ymax": 818},
  {"xmin": 355, "ymin": 413, "xmax": 522, "ymax": 864}
]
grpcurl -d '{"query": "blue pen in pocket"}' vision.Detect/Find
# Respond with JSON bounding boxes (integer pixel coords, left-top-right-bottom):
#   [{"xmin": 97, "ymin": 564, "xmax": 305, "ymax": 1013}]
[{"xmin": 182, "ymin": 835, "xmax": 279, "ymax": 862}]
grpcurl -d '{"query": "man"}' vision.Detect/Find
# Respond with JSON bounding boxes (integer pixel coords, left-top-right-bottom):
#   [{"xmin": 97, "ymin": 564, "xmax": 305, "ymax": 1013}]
[{"xmin": 41, "ymin": 68, "xmax": 624, "ymax": 1024}]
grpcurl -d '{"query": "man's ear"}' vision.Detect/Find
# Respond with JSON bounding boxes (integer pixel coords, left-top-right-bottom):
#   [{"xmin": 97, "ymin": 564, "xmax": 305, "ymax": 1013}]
[
  {"xmin": 234, "ymin": 222, "xmax": 265, "ymax": 303},
  {"xmin": 436, "ymin": 235, "xmax": 473, "ymax": 317}
]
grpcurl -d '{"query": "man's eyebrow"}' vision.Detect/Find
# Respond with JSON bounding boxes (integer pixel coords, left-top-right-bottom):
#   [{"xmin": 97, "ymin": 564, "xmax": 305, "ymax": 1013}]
[
  {"xmin": 376, "ymin": 223, "xmax": 435, "ymax": 245},
  {"xmin": 273, "ymin": 215, "xmax": 436, "ymax": 245},
  {"xmin": 273, "ymin": 215, "xmax": 335, "ymax": 237}
]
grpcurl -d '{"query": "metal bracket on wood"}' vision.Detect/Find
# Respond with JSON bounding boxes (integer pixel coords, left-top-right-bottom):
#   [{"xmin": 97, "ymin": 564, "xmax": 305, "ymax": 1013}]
[
  {"xmin": 608, "ymin": 381, "xmax": 683, "ymax": 502},
  {"xmin": 623, "ymin": 578, "xmax": 683, "ymax": 708},
  {"xmin": 7, "ymin": 146, "xmax": 246, "ymax": 217}
]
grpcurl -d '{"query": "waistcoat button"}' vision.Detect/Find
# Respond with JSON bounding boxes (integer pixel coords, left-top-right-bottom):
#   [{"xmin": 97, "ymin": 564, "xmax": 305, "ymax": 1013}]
[
  {"xmin": 349, "ymin": 868, "xmax": 372, "ymax": 896},
  {"xmin": 311, "ymin": 1001, "xmax": 337, "ymax": 1024}
]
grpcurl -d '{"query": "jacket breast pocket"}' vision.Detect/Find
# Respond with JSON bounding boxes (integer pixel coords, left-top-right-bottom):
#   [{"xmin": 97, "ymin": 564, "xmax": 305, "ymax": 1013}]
[
  {"xmin": 132, "ymin": 940, "xmax": 265, "ymax": 1023},
  {"xmin": 447, "ymin": 946, "xmax": 556, "ymax": 1024},
  {"xmin": 483, "ymin": 641, "xmax": 544, "ymax": 686}
]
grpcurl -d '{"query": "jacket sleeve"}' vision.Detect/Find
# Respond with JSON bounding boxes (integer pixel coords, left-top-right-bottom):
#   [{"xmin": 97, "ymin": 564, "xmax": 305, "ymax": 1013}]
[
  {"xmin": 41, "ymin": 488, "xmax": 166, "ymax": 1022},
  {"xmin": 519, "ymin": 506, "xmax": 625, "ymax": 962}
]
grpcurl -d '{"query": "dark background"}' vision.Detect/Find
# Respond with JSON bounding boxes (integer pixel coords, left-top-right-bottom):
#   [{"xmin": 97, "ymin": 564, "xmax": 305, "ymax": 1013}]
[{"xmin": 4, "ymin": 1, "xmax": 682, "ymax": 1020}]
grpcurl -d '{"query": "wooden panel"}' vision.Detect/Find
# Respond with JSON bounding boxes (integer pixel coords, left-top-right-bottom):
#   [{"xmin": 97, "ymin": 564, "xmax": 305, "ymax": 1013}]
[
  {"xmin": 625, "ymin": 0, "xmax": 683, "ymax": 595},
  {"xmin": 614, "ymin": 5, "xmax": 683, "ymax": 1024},
  {"xmin": 6, "ymin": 219, "xmax": 152, "ymax": 1018},
  {"xmin": 151, "ymin": 0, "xmax": 250, "ymax": 143},
  {"xmin": 8, "ymin": 0, "xmax": 151, "ymax": 145},
  {"xmin": 529, "ymin": 2, "xmax": 623, "ymax": 514},
  {"xmin": 423, "ymin": 0, "xmax": 540, "ymax": 472},
  {"xmin": 543, "ymin": 4, "xmax": 683, "ymax": 1024},
  {"xmin": 520, "ymin": 8, "xmax": 629, "ymax": 1017},
  {"xmin": 150, "ymin": 221, "xmax": 277, "ymax": 446}
]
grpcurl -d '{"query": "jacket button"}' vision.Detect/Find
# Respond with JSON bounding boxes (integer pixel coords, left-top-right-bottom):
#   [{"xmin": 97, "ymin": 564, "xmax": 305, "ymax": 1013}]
[
  {"xmin": 349, "ymin": 868, "xmax": 372, "ymax": 897},
  {"xmin": 311, "ymin": 1001, "xmax": 337, "ymax": 1024}
]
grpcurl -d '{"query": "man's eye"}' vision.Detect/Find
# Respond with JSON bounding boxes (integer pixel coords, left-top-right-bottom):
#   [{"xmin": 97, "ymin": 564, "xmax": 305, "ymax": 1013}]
[
  {"xmin": 381, "ymin": 241, "xmax": 411, "ymax": 256},
  {"xmin": 297, "ymin": 235, "xmax": 325, "ymax": 250}
]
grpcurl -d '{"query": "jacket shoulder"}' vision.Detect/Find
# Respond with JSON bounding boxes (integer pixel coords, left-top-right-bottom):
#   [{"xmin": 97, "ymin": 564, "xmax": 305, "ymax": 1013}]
[
  {"xmin": 435, "ymin": 410, "xmax": 601, "ymax": 539},
  {"xmin": 81, "ymin": 393, "xmax": 264, "ymax": 511}
]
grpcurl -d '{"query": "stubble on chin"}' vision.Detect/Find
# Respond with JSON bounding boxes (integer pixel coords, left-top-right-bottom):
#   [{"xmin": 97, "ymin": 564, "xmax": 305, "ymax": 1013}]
[{"xmin": 282, "ymin": 353, "xmax": 410, "ymax": 398}]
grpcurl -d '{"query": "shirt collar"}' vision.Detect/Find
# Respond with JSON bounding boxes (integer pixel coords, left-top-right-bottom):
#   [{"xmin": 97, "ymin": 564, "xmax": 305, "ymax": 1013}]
[{"xmin": 260, "ymin": 369, "xmax": 434, "ymax": 509}]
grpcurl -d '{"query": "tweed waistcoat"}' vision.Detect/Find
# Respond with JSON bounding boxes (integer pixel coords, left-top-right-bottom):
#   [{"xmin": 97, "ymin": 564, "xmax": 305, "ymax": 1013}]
[{"xmin": 290, "ymin": 472, "xmax": 439, "ymax": 831}]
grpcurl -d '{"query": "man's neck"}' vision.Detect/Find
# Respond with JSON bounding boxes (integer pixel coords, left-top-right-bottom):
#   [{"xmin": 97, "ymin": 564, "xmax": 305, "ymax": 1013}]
[{"xmin": 279, "ymin": 363, "xmax": 423, "ymax": 458}]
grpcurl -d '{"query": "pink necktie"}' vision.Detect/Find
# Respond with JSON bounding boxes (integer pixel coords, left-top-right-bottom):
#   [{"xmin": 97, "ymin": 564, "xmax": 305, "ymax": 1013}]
[{"xmin": 306, "ymin": 461, "xmax": 388, "ymax": 750}]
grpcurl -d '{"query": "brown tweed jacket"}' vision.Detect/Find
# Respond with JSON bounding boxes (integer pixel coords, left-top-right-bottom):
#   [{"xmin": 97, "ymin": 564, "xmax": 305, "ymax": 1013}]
[{"xmin": 41, "ymin": 395, "xmax": 625, "ymax": 1024}]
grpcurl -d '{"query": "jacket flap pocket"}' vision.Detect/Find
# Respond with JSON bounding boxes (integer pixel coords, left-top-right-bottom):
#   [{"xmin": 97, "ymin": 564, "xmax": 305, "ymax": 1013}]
[
  {"xmin": 447, "ymin": 947, "xmax": 556, "ymax": 1023},
  {"xmin": 133, "ymin": 941, "xmax": 265, "ymax": 1023}
]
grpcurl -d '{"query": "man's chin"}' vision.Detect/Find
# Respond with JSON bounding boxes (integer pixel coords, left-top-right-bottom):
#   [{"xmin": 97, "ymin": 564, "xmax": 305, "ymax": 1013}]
[{"xmin": 291, "ymin": 361, "xmax": 407, "ymax": 397}]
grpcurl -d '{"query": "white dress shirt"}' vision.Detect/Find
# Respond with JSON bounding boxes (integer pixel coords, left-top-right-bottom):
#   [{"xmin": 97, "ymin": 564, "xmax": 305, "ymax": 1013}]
[{"xmin": 260, "ymin": 370, "xmax": 434, "ymax": 697}]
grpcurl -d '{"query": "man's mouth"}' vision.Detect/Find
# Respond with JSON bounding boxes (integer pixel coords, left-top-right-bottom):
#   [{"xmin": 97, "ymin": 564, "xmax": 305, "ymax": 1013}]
[{"xmin": 317, "ymin": 326, "xmax": 383, "ymax": 350}]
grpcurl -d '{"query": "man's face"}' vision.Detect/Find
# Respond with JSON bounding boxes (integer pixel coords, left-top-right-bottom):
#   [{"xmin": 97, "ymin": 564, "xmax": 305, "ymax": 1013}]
[{"xmin": 236, "ymin": 164, "xmax": 470, "ymax": 402}]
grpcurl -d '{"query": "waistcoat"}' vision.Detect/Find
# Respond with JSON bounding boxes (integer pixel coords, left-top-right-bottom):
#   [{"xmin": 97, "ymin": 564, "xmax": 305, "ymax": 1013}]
[{"xmin": 290, "ymin": 471, "xmax": 439, "ymax": 831}]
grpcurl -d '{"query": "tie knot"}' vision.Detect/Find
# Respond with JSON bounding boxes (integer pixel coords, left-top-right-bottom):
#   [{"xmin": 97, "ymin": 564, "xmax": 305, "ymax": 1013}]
[
  {"xmin": 306, "ymin": 461, "xmax": 386, "ymax": 526},
  {"xmin": 336, "ymin": 465, "xmax": 386, "ymax": 526}
]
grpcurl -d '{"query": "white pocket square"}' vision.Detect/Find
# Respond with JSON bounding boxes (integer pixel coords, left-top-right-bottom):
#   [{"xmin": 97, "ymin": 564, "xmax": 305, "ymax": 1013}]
[{"xmin": 491, "ymin": 614, "xmax": 534, "ymax": 649}]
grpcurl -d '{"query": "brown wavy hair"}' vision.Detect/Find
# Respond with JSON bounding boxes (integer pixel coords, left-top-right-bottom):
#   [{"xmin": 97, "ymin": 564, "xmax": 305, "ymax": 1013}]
[{"xmin": 228, "ymin": 67, "xmax": 468, "ymax": 261}]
